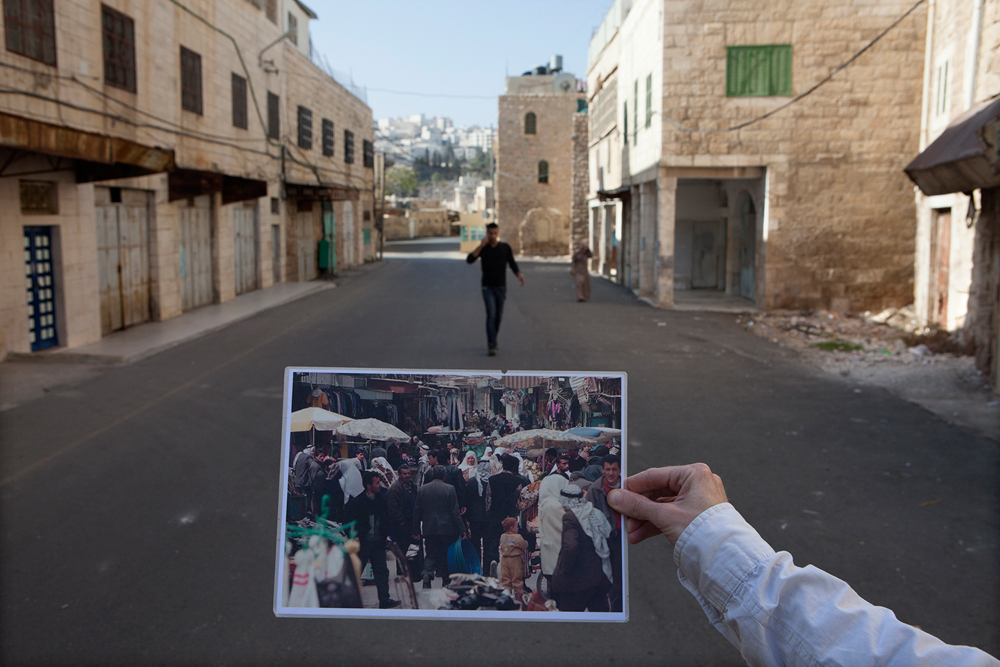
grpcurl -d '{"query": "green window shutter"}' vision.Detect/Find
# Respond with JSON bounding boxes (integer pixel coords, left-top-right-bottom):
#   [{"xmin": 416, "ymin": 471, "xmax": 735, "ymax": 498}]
[
  {"xmin": 623, "ymin": 101, "xmax": 628, "ymax": 139},
  {"xmin": 633, "ymin": 80, "xmax": 638, "ymax": 145},
  {"xmin": 645, "ymin": 73, "xmax": 652, "ymax": 127},
  {"xmin": 726, "ymin": 45, "xmax": 791, "ymax": 97}
]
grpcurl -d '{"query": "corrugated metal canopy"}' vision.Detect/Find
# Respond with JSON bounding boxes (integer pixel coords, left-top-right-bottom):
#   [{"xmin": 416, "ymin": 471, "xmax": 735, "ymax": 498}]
[
  {"xmin": 503, "ymin": 375, "xmax": 548, "ymax": 390},
  {"xmin": 904, "ymin": 95, "xmax": 1000, "ymax": 196}
]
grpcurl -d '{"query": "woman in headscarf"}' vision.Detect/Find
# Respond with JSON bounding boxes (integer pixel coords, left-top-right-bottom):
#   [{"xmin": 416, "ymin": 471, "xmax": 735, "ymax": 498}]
[
  {"xmin": 511, "ymin": 452, "xmax": 533, "ymax": 483},
  {"xmin": 458, "ymin": 451, "xmax": 478, "ymax": 480},
  {"xmin": 338, "ymin": 459, "xmax": 364, "ymax": 514},
  {"xmin": 537, "ymin": 473, "xmax": 569, "ymax": 593},
  {"xmin": 371, "ymin": 456, "xmax": 397, "ymax": 492},
  {"xmin": 551, "ymin": 485, "xmax": 613, "ymax": 612},
  {"xmin": 464, "ymin": 454, "xmax": 493, "ymax": 568}
]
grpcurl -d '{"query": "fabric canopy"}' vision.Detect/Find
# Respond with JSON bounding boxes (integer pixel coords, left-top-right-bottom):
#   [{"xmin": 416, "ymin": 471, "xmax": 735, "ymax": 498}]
[
  {"xmin": 335, "ymin": 418, "xmax": 410, "ymax": 441},
  {"xmin": 289, "ymin": 407, "xmax": 352, "ymax": 432}
]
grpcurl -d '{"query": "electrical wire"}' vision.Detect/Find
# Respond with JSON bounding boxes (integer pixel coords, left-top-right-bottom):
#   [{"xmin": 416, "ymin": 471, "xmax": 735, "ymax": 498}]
[
  {"xmin": 660, "ymin": 0, "xmax": 926, "ymax": 134},
  {"xmin": 366, "ymin": 87, "xmax": 496, "ymax": 100}
]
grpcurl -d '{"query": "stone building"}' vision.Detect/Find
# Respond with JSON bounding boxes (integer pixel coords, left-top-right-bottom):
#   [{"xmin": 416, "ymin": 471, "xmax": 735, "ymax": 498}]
[
  {"xmin": 904, "ymin": 0, "xmax": 999, "ymax": 389},
  {"xmin": 496, "ymin": 57, "xmax": 588, "ymax": 256},
  {"xmin": 587, "ymin": 0, "xmax": 927, "ymax": 311},
  {"xmin": 1, "ymin": 0, "xmax": 374, "ymax": 358}
]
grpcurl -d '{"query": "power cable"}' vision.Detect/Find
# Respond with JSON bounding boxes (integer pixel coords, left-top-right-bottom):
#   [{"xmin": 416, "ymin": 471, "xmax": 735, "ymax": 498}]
[{"xmin": 660, "ymin": 0, "xmax": 925, "ymax": 134}]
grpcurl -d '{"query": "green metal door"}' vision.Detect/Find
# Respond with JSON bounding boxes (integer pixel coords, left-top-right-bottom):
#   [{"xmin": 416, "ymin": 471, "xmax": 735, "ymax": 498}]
[{"xmin": 321, "ymin": 201, "xmax": 336, "ymax": 273}]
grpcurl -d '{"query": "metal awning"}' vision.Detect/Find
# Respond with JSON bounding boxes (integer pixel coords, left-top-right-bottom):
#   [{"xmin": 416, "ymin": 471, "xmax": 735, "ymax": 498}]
[
  {"xmin": 0, "ymin": 111, "xmax": 174, "ymax": 182},
  {"xmin": 597, "ymin": 185, "xmax": 631, "ymax": 201},
  {"xmin": 503, "ymin": 375, "xmax": 548, "ymax": 390},
  {"xmin": 284, "ymin": 182, "xmax": 360, "ymax": 201},
  {"xmin": 904, "ymin": 95, "xmax": 1000, "ymax": 196},
  {"xmin": 167, "ymin": 169, "xmax": 267, "ymax": 204}
]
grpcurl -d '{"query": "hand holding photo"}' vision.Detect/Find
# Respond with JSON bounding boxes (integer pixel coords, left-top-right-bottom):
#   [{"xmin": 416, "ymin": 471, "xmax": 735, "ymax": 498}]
[{"xmin": 274, "ymin": 368, "xmax": 627, "ymax": 621}]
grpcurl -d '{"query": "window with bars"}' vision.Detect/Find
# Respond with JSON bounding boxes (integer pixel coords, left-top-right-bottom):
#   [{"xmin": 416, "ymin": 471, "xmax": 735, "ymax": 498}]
[
  {"xmin": 538, "ymin": 160, "xmax": 548, "ymax": 184},
  {"xmin": 102, "ymin": 5, "xmax": 135, "ymax": 92},
  {"xmin": 232, "ymin": 73, "xmax": 247, "ymax": 129},
  {"xmin": 633, "ymin": 80, "xmax": 638, "ymax": 145},
  {"xmin": 267, "ymin": 91, "xmax": 279, "ymax": 140},
  {"xmin": 363, "ymin": 139, "xmax": 374, "ymax": 168},
  {"xmin": 726, "ymin": 45, "xmax": 792, "ymax": 97},
  {"xmin": 297, "ymin": 105, "xmax": 312, "ymax": 149},
  {"xmin": 344, "ymin": 129, "xmax": 354, "ymax": 164},
  {"xmin": 265, "ymin": 0, "xmax": 277, "ymax": 23},
  {"xmin": 623, "ymin": 101, "xmax": 628, "ymax": 142},
  {"xmin": 180, "ymin": 46, "xmax": 202, "ymax": 114},
  {"xmin": 322, "ymin": 118, "xmax": 334, "ymax": 156},
  {"xmin": 525, "ymin": 112, "xmax": 536, "ymax": 135},
  {"xmin": 287, "ymin": 12, "xmax": 297, "ymax": 45},
  {"xmin": 4, "ymin": 0, "xmax": 56, "ymax": 65},
  {"xmin": 645, "ymin": 73, "xmax": 652, "ymax": 128}
]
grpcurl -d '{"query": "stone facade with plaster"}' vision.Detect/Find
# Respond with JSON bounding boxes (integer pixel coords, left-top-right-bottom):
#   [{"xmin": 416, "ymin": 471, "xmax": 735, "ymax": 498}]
[
  {"xmin": 0, "ymin": 0, "xmax": 373, "ymax": 358},
  {"xmin": 587, "ymin": 0, "xmax": 927, "ymax": 313}
]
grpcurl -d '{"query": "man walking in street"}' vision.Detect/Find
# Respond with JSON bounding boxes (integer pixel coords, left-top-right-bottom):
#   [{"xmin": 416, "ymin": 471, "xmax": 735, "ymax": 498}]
[
  {"xmin": 386, "ymin": 464, "xmax": 418, "ymax": 563},
  {"xmin": 466, "ymin": 223, "xmax": 525, "ymax": 356},
  {"xmin": 344, "ymin": 471, "xmax": 401, "ymax": 609},
  {"xmin": 412, "ymin": 466, "xmax": 466, "ymax": 589}
]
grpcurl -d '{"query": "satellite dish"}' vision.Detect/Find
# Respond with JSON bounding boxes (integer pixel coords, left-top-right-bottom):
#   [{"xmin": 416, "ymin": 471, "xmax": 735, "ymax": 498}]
[{"xmin": 560, "ymin": 80, "xmax": 572, "ymax": 92}]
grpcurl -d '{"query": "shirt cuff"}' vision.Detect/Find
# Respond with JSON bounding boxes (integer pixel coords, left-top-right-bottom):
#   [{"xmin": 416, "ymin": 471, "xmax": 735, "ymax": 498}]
[{"xmin": 673, "ymin": 503, "xmax": 775, "ymax": 614}]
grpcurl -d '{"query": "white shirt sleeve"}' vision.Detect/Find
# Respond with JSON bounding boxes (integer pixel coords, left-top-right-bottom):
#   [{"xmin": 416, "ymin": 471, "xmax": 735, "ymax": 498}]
[{"xmin": 673, "ymin": 503, "xmax": 999, "ymax": 667}]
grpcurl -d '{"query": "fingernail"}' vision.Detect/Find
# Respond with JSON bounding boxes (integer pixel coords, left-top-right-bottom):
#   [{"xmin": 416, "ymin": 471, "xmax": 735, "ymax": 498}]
[{"xmin": 608, "ymin": 489, "xmax": 622, "ymax": 506}]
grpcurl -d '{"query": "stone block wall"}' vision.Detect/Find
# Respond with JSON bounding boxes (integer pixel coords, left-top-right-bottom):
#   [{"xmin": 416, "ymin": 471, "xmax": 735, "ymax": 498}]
[
  {"xmin": 496, "ymin": 93, "xmax": 584, "ymax": 255},
  {"xmin": 570, "ymin": 112, "xmax": 590, "ymax": 251},
  {"xmin": 659, "ymin": 0, "xmax": 927, "ymax": 312}
]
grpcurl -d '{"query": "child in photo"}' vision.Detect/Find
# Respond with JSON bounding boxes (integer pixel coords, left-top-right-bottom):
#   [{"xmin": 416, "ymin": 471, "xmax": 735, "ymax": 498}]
[{"xmin": 498, "ymin": 516, "xmax": 528, "ymax": 603}]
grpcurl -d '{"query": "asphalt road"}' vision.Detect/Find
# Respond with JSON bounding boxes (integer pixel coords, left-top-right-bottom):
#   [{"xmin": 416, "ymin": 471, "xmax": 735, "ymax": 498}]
[{"xmin": 2, "ymin": 242, "xmax": 997, "ymax": 666}]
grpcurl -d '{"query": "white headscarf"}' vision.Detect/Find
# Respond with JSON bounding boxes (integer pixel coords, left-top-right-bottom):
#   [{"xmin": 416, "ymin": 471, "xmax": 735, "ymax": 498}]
[
  {"xmin": 338, "ymin": 459, "xmax": 364, "ymax": 505},
  {"xmin": 458, "ymin": 451, "xmax": 477, "ymax": 474},
  {"xmin": 371, "ymin": 456, "xmax": 396, "ymax": 487},
  {"xmin": 559, "ymin": 486, "xmax": 612, "ymax": 583},
  {"xmin": 537, "ymin": 474, "xmax": 569, "ymax": 576},
  {"xmin": 512, "ymin": 452, "xmax": 532, "ymax": 482}
]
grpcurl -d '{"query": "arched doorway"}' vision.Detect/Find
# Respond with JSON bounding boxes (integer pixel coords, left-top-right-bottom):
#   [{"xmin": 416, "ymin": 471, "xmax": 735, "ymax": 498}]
[{"xmin": 738, "ymin": 192, "xmax": 756, "ymax": 300}]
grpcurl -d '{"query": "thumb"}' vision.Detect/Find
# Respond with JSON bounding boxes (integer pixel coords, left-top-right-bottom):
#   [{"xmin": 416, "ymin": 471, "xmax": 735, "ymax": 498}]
[{"xmin": 608, "ymin": 489, "xmax": 661, "ymax": 522}]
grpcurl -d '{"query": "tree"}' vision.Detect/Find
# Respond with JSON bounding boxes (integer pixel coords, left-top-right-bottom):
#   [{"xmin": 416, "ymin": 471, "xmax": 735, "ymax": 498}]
[{"xmin": 386, "ymin": 166, "xmax": 418, "ymax": 197}]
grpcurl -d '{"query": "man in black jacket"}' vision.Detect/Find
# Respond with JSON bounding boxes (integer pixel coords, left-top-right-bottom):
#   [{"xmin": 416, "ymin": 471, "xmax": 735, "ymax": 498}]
[
  {"xmin": 466, "ymin": 223, "xmax": 525, "ymax": 356},
  {"xmin": 386, "ymin": 464, "xmax": 417, "ymax": 557},
  {"xmin": 344, "ymin": 471, "xmax": 401, "ymax": 609},
  {"xmin": 412, "ymin": 466, "xmax": 466, "ymax": 589}
]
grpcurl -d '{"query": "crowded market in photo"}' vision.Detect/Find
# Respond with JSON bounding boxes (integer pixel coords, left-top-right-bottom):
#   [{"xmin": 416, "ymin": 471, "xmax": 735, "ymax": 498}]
[{"xmin": 277, "ymin": 370, "xmax": 625, "ymax": 616}]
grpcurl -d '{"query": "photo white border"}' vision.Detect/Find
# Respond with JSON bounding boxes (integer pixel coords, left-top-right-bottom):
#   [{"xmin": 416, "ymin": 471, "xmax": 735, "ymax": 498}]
[{"xmin": 274, "ymin": 366, "xmax": 628, "ymax": 622}]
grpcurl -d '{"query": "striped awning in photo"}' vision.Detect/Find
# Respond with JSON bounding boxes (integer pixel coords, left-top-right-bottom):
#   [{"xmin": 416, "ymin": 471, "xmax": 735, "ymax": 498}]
[{"xmin": 503, "ymin": 375, "xmax": 548, "ymax": 390}]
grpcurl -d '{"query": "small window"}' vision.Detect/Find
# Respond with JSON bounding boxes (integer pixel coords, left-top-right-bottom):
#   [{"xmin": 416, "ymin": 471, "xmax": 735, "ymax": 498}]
[
  {"xmin": 19, "ymin": 180, "xmax": 57, "ymax": 214},
  {"xmin": 265, "ymin": 0, "xmax": 277, "ymax": 23},
  {"xmin": 270, "ymin": 197, "xmax": 279, "ymax": 214},
  {"xmin": 287, "ymin": 12, "xmax": 297, "ymax": 45},
  {"xmin": 232, "ymin": 73, "xmax": 247, "ymax": 129},
  {"xmin": 363, "ymin": 139, "xmax": 374, "ymax": 168},
  {"xmin": 577, "ymin": 98, "xmax": 588, "ymax": 113},
  {"xmin": 935, "ymin": 60, "xmax": 950, "ymax": 117},
  {"xmin": 726, "ymin": 45, "xmax": 792, "ymax": 97},
  {"xmin": 363, "ymin": 210, "xmax": 371, "ymax": 221},
  {"xmin": 102, "ymin": 5, "xmax": 136, "ymax": 92},
  {"xmin": 645, "ymin": 73, "xmax": 652, "ymax": 128},
  {"xmin": 525, "ymin": 112, "xmax": 536, "ymax": 135},
  {"xmin": 322, "ymin": 118, "xmax": 334, "ymax": 156},
  {"xmin": 180, "ymin": 46, "xmax": 202, "ymax": 114},
  {"xmin": 623, "ymin": 101, "xmax": 628, "ymax": 142},
  {"xmin": 4, "ymin": 0, "xmax": 57, "ymax": 65},
  {"xmin": 297, "ymin": 105, "xmax": 312, "ymax": 149},
  {"xmin": 538, "ymin": 160, "xmax": 548, "ymax": 184},
  {"xmin": 344, "ymin": 129, "xmax": 354, "ymax": 164},
  {"xmin": 267, "ymin": 91, "xmax": 279, "ymax": 140},
  {"xmin": 633, "ymin": 80, "xmax": 638, "ymax": 145}
]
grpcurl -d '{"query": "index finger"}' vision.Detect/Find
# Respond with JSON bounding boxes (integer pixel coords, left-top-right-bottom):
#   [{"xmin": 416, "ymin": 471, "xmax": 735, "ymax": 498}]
[{"xmin": 624, "ymin": 465, "xmax": 699, "ymax": 496}]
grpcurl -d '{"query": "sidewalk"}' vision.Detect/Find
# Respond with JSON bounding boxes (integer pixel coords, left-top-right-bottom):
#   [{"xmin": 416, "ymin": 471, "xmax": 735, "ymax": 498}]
[{"xmin": 0, "ymin": 263, "xmax": 383, "ymax": 411}]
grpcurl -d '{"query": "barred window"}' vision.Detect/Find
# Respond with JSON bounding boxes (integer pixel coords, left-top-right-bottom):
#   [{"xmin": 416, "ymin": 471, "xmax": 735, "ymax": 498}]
[
  {"xmin": 180, "ymin": 46, "xmax": 202, "ymax": 114},
  {"xmin": 102, "ymin": 4, "xmax": 135, "ymax": 92},
  {"xmin": 322, "ymin": 118, "xmax": 334, "ymax": 156},
  {"xmin": 4, "ymin": 0, "xmax": 56, "ymax": 65},
  {"xmin": 287, "ymin": 12, "xmax": 297, "ymax": 45},
  {"xmin": 232, "ymin": 73, "xmax": 247, "ymax": 129},
  {"xmin": 538, "ymin": 160, "xmax": 548, "ymax": 184},
  {"xmin": 267, "ymin": 91, "xmax": 279, "ymax": 140},
  {"xmin": 344, "ymin": 129, "xmax": 354, "ymax": 164},
  {"xmin": 726, "ymin": 45, "xmax": 792, "ymax": 97},
  {"xmin": 297, "ymin": 105, "xmax": 312, "ymax": 149},
  {"xmin": 645, "ymin": 73, "xmax": 652, "ymax": 128},
  {"xmin": 265, "ymin": 0, "xmax": 277, "ymax": 23},
  {"xmin": 363, "ymin": 139, "xmax": 374, "ymax": 168}
]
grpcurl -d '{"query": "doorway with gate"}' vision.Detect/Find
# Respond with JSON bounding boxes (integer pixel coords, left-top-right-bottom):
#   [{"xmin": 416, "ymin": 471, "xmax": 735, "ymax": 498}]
[{"xmin": 95, "ymin": 186, "xmax": 152, "ymax": 335}]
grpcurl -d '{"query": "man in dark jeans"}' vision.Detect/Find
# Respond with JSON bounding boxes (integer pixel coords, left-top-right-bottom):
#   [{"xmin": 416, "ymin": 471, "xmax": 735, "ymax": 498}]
[
  {"xmin": 466, "ymin": 222, "xmax": 525, "ymax": 356},
  {"xmin": 344, "ymin": 471, "xmax": 401, "ymax": 609}
]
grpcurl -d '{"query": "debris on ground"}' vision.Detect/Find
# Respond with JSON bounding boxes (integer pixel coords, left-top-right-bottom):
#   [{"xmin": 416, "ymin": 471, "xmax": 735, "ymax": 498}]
[{"xmin": 736, "ymin": 306, "xmax": 998, "ymax": 440}]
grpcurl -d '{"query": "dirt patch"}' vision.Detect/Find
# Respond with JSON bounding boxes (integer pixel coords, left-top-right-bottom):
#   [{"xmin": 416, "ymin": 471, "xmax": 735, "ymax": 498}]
[{"xmin": 737, "ymin": 307, "xmax": 999, "ymax": 440}]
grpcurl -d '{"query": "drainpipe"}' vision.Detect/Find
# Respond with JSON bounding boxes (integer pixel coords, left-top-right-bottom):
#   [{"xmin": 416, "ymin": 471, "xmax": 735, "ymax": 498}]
[{"xmin": 964, "ymin": 0, "xmax": 985, "ymax": 110}]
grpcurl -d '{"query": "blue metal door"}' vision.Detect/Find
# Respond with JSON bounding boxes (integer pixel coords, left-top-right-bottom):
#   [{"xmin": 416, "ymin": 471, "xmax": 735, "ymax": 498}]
[{"xmin": 24, "ymin": 226, "xmax": 58, "ymax": 351}]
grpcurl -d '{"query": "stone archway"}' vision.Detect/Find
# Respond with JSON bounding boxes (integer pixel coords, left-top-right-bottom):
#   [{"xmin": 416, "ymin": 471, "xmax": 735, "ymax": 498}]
[{"xmin": 519, "ymin": 207, "xmax": 567, "ymax": 256}]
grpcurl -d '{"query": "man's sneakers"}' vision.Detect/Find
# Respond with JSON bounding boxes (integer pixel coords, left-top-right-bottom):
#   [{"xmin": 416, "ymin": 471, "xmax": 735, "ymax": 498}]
[
  {"xmin": 488, "ymin": 346, "xmax": 498, "ymax": 357},
  {"xmin": 379, "ymin": 599, "xmax": 402, "ymax": 609},
  {"xmin": 422, "ymin": 574, "xmax": 432, "ymax": 589}
]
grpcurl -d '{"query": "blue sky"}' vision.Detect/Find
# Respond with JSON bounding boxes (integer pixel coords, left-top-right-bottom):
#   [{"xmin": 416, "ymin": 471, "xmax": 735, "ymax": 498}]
[{"xmin": 306, "ymin": 0, "xmax": 613, "ymax": 128}]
